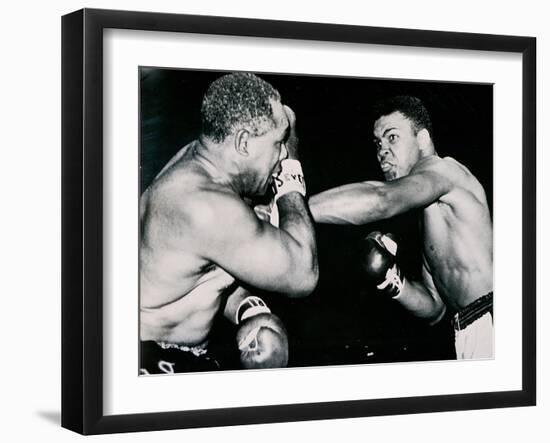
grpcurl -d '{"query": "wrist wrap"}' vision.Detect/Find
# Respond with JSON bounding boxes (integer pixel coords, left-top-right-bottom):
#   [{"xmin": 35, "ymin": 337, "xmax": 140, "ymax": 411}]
[
  {"xmin": 235, "ymin": 296, "xmax": 271, "ymax": 324},
  {"xmin": 273, "ymin": 159, "xmax": 306, "ymax": 200}
]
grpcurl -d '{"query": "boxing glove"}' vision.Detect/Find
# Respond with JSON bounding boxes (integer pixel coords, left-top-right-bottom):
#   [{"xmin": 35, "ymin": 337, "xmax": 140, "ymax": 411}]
[
  {"xmin": 235, "ymin": 296, "xmax": 289, "ymax": 369},
  {"xmin": 359, "ymin": 231, "xmax": 404, "ymax": 298}
]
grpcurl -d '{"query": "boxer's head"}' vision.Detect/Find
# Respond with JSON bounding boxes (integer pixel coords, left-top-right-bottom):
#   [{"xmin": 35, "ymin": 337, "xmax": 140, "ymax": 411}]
[
  {"xmin": 201, "ymin": 72, "xmax": 282, "ymax": 143},
  {"xmin": 200, "ymin": 73, "xmax": 288, "ymax": 196},
  {"xmin": 372, "ymin": 96, "xmax": 435, "ymax": 181}
]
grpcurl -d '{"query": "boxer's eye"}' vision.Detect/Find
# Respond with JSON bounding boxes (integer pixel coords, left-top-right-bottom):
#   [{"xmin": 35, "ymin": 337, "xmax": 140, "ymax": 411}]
[{"xmin": 388, "ymin": 134, "xmax": 398, "ymax": 143}]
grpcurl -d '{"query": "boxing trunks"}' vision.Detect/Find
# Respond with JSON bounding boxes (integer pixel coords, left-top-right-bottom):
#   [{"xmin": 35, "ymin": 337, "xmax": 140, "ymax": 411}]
[
  {"xmin": 453, "ymin": 292, "xmax": 493, "ymax": 360},
  {"xmin": 140, "ymin": 340, "xmax": 221, "ymax": 374}
]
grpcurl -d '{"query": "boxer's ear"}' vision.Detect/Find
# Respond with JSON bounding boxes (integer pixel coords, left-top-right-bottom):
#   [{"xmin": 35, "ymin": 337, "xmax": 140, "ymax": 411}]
[
  {"xmin": 235, "ymin": 129, "xmax": 250, "ymax": 156},
  {"xmin": 416, "ymin": 128, "xmax": 431, "ymax": 152}
]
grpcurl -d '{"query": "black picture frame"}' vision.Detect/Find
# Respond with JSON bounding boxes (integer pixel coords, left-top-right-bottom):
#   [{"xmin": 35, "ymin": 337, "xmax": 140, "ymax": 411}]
[{"xmin": 61, "ymin": 8, "xmax": 536, "ymax": 435}]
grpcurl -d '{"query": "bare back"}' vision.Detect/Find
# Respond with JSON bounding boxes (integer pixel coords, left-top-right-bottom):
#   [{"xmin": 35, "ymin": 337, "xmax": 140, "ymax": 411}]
[
  {"xmin": 419, "ymin": 157, "xmax": 493, "ymax": 310},
  {"xmin": 140, "ymin": 142, "xmax": 236, "ymax": 346}
]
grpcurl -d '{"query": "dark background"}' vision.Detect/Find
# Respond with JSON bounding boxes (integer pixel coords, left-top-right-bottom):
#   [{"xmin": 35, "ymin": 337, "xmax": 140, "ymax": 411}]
[{"xmin": 140, "ymin": 68, "xmax": 493, "ymax": 369}]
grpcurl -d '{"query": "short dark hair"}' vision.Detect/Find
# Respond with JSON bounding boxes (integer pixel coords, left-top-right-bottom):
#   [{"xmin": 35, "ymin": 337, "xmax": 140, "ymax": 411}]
[
  {"xmin": 200, "ymin": 72, "xmax": 281, "ymax": 143},
  {"xmin": 372, "ymin": 95, "xmax": 433, "ymax": 136}
]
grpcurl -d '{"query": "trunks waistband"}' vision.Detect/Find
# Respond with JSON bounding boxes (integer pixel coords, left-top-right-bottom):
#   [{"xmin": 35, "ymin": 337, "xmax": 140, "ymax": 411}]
[
  {"xmin": 453, "ymin": 292, "xmax": 493, "ymax": 331},
  {"xmin": 156, "ymin": 341, "xmax": 208, "ymax": 357},
  {"xmin": 140, "ymin": 340, "xmax": 220, "ymax": 374}
]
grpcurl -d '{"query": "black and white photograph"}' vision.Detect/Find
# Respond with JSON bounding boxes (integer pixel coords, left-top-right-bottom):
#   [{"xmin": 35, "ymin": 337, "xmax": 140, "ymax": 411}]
[
  {"xmin": 54, "ymin": 3, "xmax": 539, "ymax": 437},
  {"xmin": 2, "ymin": 0, "xmax": 547, "ymax": 439},
  {"xmin": 138, "ymin": 68, "xmax": 494, "ymax": 375}
]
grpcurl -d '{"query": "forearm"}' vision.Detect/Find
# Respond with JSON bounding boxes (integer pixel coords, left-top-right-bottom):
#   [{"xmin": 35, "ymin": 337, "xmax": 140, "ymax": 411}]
[
  {"xmin": 308, "ymin": 182, "xmax": 389, "ymax": 225},
  {"xmin": 276, "ymin": 192, "xmax": 319, "ymax": 295},
  {"xmin": 395, "ymin": 279, "xmax": 446, "ymax": 324},
  {"xmin": 223, "ymin": 286, "xmax": 253, "ymax": 325}
]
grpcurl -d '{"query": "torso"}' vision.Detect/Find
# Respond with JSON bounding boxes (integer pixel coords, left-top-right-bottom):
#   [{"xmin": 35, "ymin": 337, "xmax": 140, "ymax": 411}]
[
  {"xmin": 420, "ymin": 157, "xmax": 493, "ymax": 311},
  {"xmin": 139, "ymin": 142, "xmax": 236, "ymax": 346}
]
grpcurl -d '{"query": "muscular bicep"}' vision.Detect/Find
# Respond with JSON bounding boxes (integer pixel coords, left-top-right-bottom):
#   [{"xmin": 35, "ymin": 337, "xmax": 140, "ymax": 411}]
[
  {"xmin": 382, "ymin": 168, "xmax": 453, "ymax": 217},
  {"xmin": 193, "ymin": 198, "xmax": 309, "ymax": 294}
]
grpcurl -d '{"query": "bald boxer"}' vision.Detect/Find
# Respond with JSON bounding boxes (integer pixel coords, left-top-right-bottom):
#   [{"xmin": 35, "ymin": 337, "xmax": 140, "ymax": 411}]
[
  {"xmin": 309, "ymin": 96, "xmax": 493, "ymax": 360},
  {"xmin": 139, "ymin": 73, "xmax": 318, "ymax": 373}
]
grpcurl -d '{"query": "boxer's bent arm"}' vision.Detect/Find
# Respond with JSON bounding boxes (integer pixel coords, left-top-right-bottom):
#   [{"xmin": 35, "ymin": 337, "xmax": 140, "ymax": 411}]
[
  {"xmin": 395, "ymin": 279, "xmax": 446, "ymax": 324},
  {"xmin": 223, "ymin": 285, "xmax": 253, "ymax": 325},
  {"xmin": 395, "ymin": 263, "xmax": 446, "ymax": 324},
  {"xmin": 191, "ymin": 194, "xmax": 318, "ymax": 297},
  {"xmin": 276, "ymin": 191, "xmax": 318, "ymax": 270},
  {"xmin": 309, "ymin": 167, "xmax": 453, "ymax": 225}
]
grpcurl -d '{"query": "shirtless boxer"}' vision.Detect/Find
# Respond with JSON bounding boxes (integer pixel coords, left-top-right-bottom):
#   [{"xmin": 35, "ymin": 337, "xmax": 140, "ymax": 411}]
[
  {"xmin": 309, "ymin": 96, "xmax": 493, "ymax": 359},
  {"xmin": 139, "ymin": 73, "xmax": 318, "ymax": 373}
]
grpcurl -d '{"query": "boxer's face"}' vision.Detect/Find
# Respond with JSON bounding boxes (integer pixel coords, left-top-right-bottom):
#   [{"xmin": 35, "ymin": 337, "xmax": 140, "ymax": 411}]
[
  {"xmin": 246, "ymin": 100, "xmax": 289, "ymax": 195},
  {"xmin": 373, "ymin": 111, "xmax": 422, "ymax": 181}
]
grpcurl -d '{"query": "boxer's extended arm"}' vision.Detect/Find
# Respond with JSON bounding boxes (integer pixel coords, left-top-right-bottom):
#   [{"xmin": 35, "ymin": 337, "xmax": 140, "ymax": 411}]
[
  {"xmin": 309, "ymin": 181, "xmax": 385, "ymax": 225},
  {"xmin": 309, "ymin": 160, "xmax": 453, "ymax": 225}
]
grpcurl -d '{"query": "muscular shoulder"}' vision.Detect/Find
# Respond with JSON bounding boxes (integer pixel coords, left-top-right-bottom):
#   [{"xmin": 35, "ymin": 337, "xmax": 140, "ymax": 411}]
[
  {"xmin": 146, "ymin": 180, "xmax": 255, "ymax": 253},
  {"xmin": 182, "ymin": 188, "xmax": 265, "ymax": 261},
  {"xmin": 415, "ymin": 156, "xmax": 487, "ymax": 206},
  {"xmin": 411, "ymin": 155, "xmax": 476, "ymax": 189},
  {"xmin": 184, "ymin": 187, "xmax": 253, "ymax": 229},
  {"xmin": 436, "ymin": 156, "xmax": 485, "ymax": 194},
  {"xmin": 411, "ymin": 155, "xmax": 462, "ymax": 177},
  {"xmin": 395, "ymin": 155, "xmax": 453, "ymax": 197}
]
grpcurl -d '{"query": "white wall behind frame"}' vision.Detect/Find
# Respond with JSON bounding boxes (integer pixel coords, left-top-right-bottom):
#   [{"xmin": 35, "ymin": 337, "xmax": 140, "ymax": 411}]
[{"xmin": 0, "ymin": 1, "xmax": 546, "ymax": 443}]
